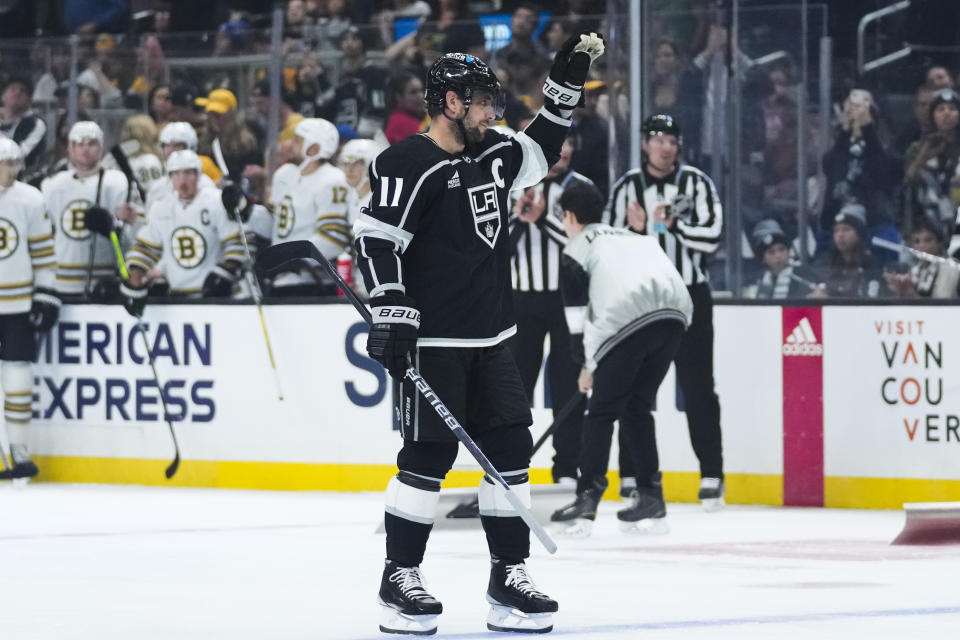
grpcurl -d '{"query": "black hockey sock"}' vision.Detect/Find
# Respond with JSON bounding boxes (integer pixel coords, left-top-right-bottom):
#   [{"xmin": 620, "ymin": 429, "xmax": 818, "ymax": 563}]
[
  {"xmin": 385, "ymin": 512, "xmax": 433, "ymax": 567},
  {"xmin": 481, "ymin": 515, "xmax": 530, "ymax": 563}
]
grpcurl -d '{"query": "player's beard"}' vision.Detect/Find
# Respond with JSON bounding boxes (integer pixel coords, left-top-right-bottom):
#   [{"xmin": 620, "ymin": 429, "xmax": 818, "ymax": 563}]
[{"xmin": 463, "ymin": 120, "xmax": 485, "ymax": 145}]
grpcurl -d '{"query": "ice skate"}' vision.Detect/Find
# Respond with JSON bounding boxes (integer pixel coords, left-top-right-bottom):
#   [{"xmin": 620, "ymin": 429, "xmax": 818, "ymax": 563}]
[
  {"xmin": 550, "ymin": 477, "xmax": 606, "ymax": 538},
  {"xmin": 486, "ymin": 557, "xmax": 557, "ymax": 633},
  {"xmin": 377, "ymin": 560, "xmax": 442, "ymax": 635},
  {"xmin": 5, "ymin": 444, "xmax": 38, "ymax": 484},
  {"xmin": 699, "ymin": 477, "xmax": 725, "ymax": 512},
  {"xmin": 617, "ymin": 475, "xmax": 668, "ymax": 535}
]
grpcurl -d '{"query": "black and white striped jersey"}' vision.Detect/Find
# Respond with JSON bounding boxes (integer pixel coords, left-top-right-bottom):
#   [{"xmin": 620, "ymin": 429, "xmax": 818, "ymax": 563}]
[
  {"xmin": 509, "ymin": 170, "xmax": 591, "ymax": 292},
  {"xmin": 604, "ymin": 162, "xmax": 723, "ymax": 285},
  {"xmin": 353, "ymin": 106, "xmax": 570, "ymax": 347}
]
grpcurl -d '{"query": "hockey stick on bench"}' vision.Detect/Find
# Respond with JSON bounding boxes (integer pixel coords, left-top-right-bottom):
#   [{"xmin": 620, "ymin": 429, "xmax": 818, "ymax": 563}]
[
  {"xmin": 257, "ymin": 240, "xmax": 558, "ymax": 554},
  {"xmin": 86, "ymin": 216, "xmax": 181, "ymax": 479}
]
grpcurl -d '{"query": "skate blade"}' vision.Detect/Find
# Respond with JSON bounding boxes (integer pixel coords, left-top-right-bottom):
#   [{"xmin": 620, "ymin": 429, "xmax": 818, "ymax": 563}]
[
  {"xmin": 701, "ymin": 497, "xmax": 726, "ymax": 512},
  {"xmin": 377, "ymin": 601, "xmax": 439, "ymax": 635},
  {"xmin": 618, "ymin": 517, "xmax": 669, "ymax": 535},
  {"xmin": 550, "ymin": 518, "xmax": 593, "ymax": 538},
  {"xmin": 11, "ymin": 477, "xmax": 30, "ymax": 489},
  {"xmin": 486, "ymin": 603, "xmax": 553, "ymax": 633}
]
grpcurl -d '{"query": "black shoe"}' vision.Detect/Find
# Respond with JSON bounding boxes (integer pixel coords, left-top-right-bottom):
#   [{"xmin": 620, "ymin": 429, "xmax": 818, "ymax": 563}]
[
  {"xmin": 698, "ymin": 477, "xmax": 725, "ymax": 512},
  {"xmin": 378, "ymin": 560, "xmax": 442, "ymax": 635},
  {"xmin": 445, "ymin": 496, "xmax": 479, "ymax": 519},
  {"xmin": 617, "ymin": 472, "xmax": 666, "ymax": 522},
  {"xmin": 486, "ymin": 557, "xmax": 557, "ymax": 633},
  {"xmin": 550, "ymin": 477, "xmax": 607, "ymax": 523},
  {"xmin": 9, "ymin": 444, "xmax": 38, "ymax": 479}
]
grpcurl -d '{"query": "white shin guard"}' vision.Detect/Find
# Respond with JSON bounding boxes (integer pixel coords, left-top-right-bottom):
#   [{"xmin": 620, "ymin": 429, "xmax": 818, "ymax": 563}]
[
  {"xmin": 478, "ymin": 469, "xmax": 531, "ymax": 517},
  {"xmin": 2, "ymin": 360, "xmax": 32, "ymax": 446},
  {"xmin": 384, "ymin": 473, "xmax": 442, "ymax": 526}
]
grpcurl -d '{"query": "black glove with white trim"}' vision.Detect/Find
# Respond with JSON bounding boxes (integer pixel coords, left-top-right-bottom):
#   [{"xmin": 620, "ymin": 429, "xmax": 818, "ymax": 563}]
[
  {"xmin": 542, "ymin": 32, "xmax": 605, "ymax": 116},
  {"xmin": 202, "ymin": 264, "xmax": 239, "ymax": 298},
  {"xmin": 119, "ymin": 279, "xmax": 147, "ymax": 318},
  {"xmin": 367, "ymin": 295, "xmax": 419, "ymax": 380},
  {"xmin": 221, "ymin": 183, "xmax": 252, "ymax": 223},
  {"xmin": 29, "ymin": 287, "xmax": 61, "ymax": 332}
]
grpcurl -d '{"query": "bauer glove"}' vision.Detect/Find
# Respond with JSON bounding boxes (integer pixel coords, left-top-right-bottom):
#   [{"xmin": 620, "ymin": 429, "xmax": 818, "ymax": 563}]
[
  {"xmin": 202, "ymin": 264, "xmax": 239, "ymax": 298},
  {"xmin": 84, "ymin": 205, "xmax": 118, "ymax": 237},
  {"xmin": 367, "ymin": 295, "xmax": 419, "ymax": 380},
  {"xmin": 29, "ymin": 287, "xmax": 61, "ymax": 332},
  {"xmin": 542, "ymin": 32, "xmax": 605, "ymax": 117},
  {"xmin": 221, "ymin": 183, "xmax": 253, "ymax": 223},
  {"xmin": 119, "ymin": 279, "xmax": 147, "ymax": 318}
]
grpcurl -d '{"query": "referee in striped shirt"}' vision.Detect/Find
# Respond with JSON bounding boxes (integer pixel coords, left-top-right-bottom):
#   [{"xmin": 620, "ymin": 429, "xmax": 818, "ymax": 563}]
[
  {"xmin": 508, "ymin": 136, "xmax": 590, "ymax": 483},
  {"xmin": 603, "ymin": 114, "xmax": 726, "ymax": 509}
]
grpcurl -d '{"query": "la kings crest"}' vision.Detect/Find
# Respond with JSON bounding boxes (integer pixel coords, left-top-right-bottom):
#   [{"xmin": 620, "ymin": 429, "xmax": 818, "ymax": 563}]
[{"xmin": 467, "ymin": 182, "xmax": 501, "ymax": 249}]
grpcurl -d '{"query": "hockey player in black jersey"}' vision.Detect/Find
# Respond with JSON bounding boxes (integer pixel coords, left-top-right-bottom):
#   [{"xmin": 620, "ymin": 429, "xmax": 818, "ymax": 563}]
[{"xmin": 354, "ymin": 34, "xmax": 604, "ymax": 635}]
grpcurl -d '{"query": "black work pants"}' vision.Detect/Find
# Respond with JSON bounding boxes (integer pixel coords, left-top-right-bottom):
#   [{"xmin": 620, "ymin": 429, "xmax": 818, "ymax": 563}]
[{"xmin": 509, "ymin": 290, "xmax": 582, "ymax": 481}]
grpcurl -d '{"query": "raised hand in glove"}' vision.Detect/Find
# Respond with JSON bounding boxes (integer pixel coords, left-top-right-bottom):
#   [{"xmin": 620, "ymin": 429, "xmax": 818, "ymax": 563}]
[
  {"xmin": 367, "ymin": 295, "xmax": 419, "ymax": 380},
  {"xmin": 221, "ymin": 183, "xmax": 252, "ymax": 223},
  {"xmin": 29, "ymin": 287, "xmax": 61, "ymax": 332},
  {"xmin": 202, "ymin": 264, "xmax": 239, "ymax": 298},
  {"xmin": 543, "ymin": 32, "xmax": 605, "ymax": 116},
  {"xmin": 84, "ymin": 205, "xmax": 118, "ymax": 237},
  {"xmin": 119, "ymin": 279, "xmax": 147, "ymax": 318}
]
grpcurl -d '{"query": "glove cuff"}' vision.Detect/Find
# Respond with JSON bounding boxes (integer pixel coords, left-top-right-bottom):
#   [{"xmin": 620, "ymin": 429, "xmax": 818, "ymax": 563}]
[
  {"xmin": 119, "ymin": 280, "xmax": 147, "ymax": 300},
  {"xmin": 369, "ymin": 294, "xmax": 420, "ymax": 329},
  {"xmin": 542, "ymin": 77, "xmax": 581, "ymax": 109},
  {"xmin": 33, "ymin": 288, "xmax": 62, "ymax": 308}
]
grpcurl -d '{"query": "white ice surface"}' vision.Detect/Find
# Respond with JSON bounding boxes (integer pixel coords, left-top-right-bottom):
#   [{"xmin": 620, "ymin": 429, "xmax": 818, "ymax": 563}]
[{"xmin": 1, "ymin": 483, "xmax": 958, "ymax": 639}]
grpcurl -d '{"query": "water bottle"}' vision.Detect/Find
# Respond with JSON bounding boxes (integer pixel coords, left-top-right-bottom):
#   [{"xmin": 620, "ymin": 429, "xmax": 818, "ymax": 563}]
[{"xmin": 336, "ymin": 252, "xmax": 352, "ymax": 297}]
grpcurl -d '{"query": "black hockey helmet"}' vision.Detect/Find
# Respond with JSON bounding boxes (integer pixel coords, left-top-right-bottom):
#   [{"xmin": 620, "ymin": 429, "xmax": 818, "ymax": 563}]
[
  {"xmin": 641, "ymin": 114, "xmax": 682, "ymax": 146},
  {"xmin": 425, "ymin": 53, "xmax": 505, "ymax": 119}
]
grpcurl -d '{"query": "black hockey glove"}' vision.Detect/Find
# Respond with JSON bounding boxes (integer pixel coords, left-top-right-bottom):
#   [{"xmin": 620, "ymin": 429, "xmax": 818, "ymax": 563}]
[
  {"xmin": 367, "ymin": 295, "xmax": 419, "ymax": 380},
  {"xmin": 202, "ymin": 264, "xmax": 238, "ymax": 298},
  {"xmin": 221, "ymin": 183, "xmax": 252, "ymax": 223},
  {"xmin": 543, "ymin": 32, "xmax": 605, "ymax": 116},
  {"xmin": 119, "ymin": 279, "xmax": 147, "ymax": 318},
  {"xmin": 90, "ymin": 275, "xmax": 121, "ymax": 303},
  {"xmin": 29, "ymin": 287, "xmax": 61, "ymax": 332},
  {"xmin": 85, "ymin": 205, "xmax": 118, "ymax": 237}
]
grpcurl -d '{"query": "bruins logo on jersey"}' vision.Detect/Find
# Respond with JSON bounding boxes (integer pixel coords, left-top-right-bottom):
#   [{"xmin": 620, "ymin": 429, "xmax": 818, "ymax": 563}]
[
  {"xmin": 61, "ymin": 199, "xmax": 93, "ymax": 239},
  {"xmin": 275, "ymin": 195, "xmax": 295, "ymax": 239},
  {"xmin": 0, "ymin": 218, "xmax": 19, "ymax": 259},
  {"xmin": 171, "ymin": 226, "xmax": 207, "ymax": 268}
]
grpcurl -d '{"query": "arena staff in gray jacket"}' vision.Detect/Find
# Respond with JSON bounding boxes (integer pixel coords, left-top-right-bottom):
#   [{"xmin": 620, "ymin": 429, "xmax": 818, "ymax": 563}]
[{"xmin": 550, "ymin": 182, "xmax": 693, "ymax": 537}]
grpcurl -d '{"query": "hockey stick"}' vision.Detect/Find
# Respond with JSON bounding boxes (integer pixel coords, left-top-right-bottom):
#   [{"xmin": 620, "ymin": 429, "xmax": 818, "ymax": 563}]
[
  {"xmin": 109, "ymin": 143, "xmax": 146, "ymax": 203},
  {"xmin": 93, "ymin": 225, "xmax": 181, "ymax": 479},
  {"xmin": 871, "ymin": 236, "xmax": 960, "ymax": 267},
  {"xmin": 230, "ymin": 206, "xmax": 284, "ymax": 401},
  {"xmin": 446, "ymin": 390, "xmax": 586, "ymax": 519},
  {"xmin": 257, "ymin": 240, "xmax": 558, "ymax": 554}
]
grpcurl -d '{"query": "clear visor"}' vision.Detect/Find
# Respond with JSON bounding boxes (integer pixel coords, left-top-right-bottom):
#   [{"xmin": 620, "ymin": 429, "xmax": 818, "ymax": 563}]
[{"xmin": 470, "ymin": 89, "xmax": 506, "ymax": 120}]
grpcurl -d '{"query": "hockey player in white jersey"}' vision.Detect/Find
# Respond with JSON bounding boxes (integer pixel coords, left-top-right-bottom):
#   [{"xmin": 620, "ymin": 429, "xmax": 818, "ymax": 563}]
[
  {"xmin": 145, "ymin": 122, "xmax": 217, "ymax": 209},
  {"xmin": 338, "ymin": 138, "xmax": 380, "ymax": 224},
  {"xmin": 119, "ymin": 150, "xmax": 245, "ymax": 312},
  {"xmin": 0, "ymin": 138, "xmax": 59, "ymax": 479},
  {"xmin": 41, "ymin": 121, "xmax": 135, "ymax": 297},
  {"xmin": 268, "ymin": 118, "xmax": 350, "ymax": 297}
]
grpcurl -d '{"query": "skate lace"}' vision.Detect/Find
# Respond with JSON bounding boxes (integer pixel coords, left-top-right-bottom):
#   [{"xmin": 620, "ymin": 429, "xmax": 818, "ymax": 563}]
[
  {"xmin": 388, "ymin": 566, "xmax": 432, "ymax": 601},
  {"xmin": 504, "ymin": 564, "xmax": 544, "ymax": 599}
]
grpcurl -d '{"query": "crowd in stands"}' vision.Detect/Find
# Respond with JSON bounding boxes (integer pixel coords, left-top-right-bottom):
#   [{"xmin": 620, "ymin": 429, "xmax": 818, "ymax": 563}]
[{"xmin": 0, "ymin": 0, "xmax": 958, "ymax": 301}]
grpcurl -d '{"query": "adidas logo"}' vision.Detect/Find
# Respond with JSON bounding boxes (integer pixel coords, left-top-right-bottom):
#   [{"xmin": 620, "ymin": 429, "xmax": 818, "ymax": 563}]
[
  {"xmin": 447, "ymin": 171, "xmax": 461, "ymax": 189},
  {"xmin": 782, "ymin": 317, "xmax": 823, "ymax": 356}
]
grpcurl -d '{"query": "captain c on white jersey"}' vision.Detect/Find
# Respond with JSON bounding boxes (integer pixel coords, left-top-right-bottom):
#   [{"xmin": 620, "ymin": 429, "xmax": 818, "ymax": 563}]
[{"xmin": 124, "ymin": 150, "xmax": 245, "ymax": 304}]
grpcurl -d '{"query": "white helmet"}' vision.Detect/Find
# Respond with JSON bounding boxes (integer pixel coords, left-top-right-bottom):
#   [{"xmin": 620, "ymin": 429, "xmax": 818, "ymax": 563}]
[
  {"xmin": 159, "ymin": 122, "xmax": 198, "ymax": 152},
  {"xmin": 338, "ymin": 138, "xmax": 380, "ymax": 169},
  {"xmin": 0, "ymin": 137, "xmax": 23, "ymax": 165},
  {"xmin": 295, "ymin": 118, "xmax": 339, "ymax": 166},
  {"xmin": 165, "ymin": 149, "xmax": 203, "ymax": 175},
  {"xmin": 69, "ymin": 120, "xmax": 104, "ymax": 145}
]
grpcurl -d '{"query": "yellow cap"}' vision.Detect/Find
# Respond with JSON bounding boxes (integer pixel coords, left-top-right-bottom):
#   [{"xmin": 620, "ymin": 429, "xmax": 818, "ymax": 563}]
[{"xmin": 207, "ymin": 89, "xmax": 238, "ymax": 110}]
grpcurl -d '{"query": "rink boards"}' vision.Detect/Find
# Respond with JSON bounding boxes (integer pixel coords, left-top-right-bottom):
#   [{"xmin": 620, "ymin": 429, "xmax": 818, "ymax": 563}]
[{"xmin": 21, "ymin": 302, "xmax": 960, "ymax": 509}]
